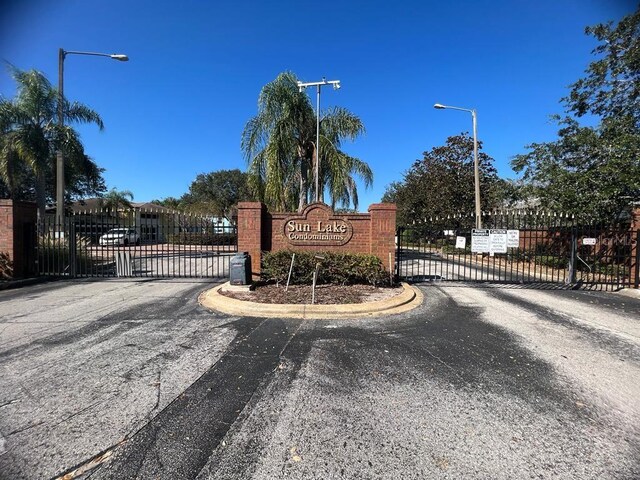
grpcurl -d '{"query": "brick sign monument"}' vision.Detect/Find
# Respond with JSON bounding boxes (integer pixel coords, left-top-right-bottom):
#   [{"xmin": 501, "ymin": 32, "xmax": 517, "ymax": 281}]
[{"xmin": 237, "ymin": 202, "xmax": 397, "ymax": 277}]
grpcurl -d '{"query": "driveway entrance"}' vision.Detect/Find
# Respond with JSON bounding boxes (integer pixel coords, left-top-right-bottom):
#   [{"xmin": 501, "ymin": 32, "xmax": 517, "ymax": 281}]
[
  {"xmin": 397, "ymin": 210, "xmax": 638, "ymax": 290},
  {"xmin": 36, "ymin": 209, "xmax": 237, "ymax": 279},
  {"xmin": 1, "ymin": 280, "xmax": 639, "ymax": 479}
]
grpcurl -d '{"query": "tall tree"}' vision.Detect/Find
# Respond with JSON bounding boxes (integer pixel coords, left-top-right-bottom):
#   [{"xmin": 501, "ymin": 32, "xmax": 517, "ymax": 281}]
[
  {"xmin": 383, "ymin": 133, "xmax": 501, "ymax": 228},
  {"xmin": 0, "ymin": 66, "xmax": 105, "ymax": 220},
  {"xmin": 512, "ymin": 9, "xmax": 640, "ymax": 221},
  {"xmin": 512, "ymin": 116, "xmax": 640, "ymax": 220},
  {"xmin": 241, "ymin": 71, "xmax": 372, "ymax": 212},
  {"xmin": 563, "ymin": 8, "xmax": 640, "ymax": 127},
  {"xmin": 182, "ymin": 169, "xmax": 254, "ymax": 222}
]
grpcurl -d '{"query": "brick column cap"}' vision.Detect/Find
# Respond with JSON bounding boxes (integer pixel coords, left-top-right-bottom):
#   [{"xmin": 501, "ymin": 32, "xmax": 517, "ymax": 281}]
[
  {"xmin": 368, "ymin": 203, "xmax": 396, "ymax": 212},
  {"xmin": 237, "ymin": 201, "xmax": 265, "ymax": 211}
]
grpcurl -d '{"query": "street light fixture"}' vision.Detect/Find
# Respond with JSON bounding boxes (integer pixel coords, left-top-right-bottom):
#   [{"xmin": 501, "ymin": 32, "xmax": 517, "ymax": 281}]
[
  {"xmin": 56, "ymin": 49, "xmax": 129, "ymax": 227},
  {"xmin": 297, "ymin": 77, "xmax": 341, "ymax": 203},
  {"xmin": 433, "ymin": 103, "xmax": 482, "ymax": 229}
]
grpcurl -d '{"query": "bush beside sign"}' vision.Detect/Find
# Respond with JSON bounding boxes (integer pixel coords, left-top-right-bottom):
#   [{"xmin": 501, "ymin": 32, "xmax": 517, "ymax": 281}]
[{"xmin": 237, "ymin": 202, "xmax": 396, "ymax": 276}]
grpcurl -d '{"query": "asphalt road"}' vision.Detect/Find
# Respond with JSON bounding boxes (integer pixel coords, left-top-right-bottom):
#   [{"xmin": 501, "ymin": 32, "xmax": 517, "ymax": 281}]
[{"xmin": 1, "ymin": 279, "xmax": 639, "ymax": 479}]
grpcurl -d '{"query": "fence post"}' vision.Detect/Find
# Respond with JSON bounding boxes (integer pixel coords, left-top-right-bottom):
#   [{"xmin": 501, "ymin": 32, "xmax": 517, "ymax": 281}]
[
  {"xmin": 629, "ymin": 207, "xmax": 640, "ymax": 289},
  {"xmin": 567, "ymin": 227, "xmax": 577, "ymax": 285},
  {"xmin": 69, "ymin": 219, "xmax": 77, "ymax": 278},
  {"xmin": 395, "ymin": 227, "xmax": 403, "ymax": 282},
  {"xmin": 634, "ymin": 229, "xmax": 640, "ymax": 289}
]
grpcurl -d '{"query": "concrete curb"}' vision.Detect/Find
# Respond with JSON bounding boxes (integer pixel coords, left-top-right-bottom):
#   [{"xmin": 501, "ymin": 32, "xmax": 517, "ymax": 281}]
[
  {"xmin": 0, "ymin": 277, "xmax": 52, "ymax": 291},
  {"xmin": 198, "ymin": 282, "xmax": 423, "ymax": 319}
]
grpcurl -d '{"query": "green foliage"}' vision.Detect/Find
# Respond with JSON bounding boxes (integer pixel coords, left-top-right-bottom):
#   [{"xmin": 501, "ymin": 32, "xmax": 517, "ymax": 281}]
[
  {"xmin": 512, "ymin": 9, "xmax": 640, "ymax": 221},
  {"xmin": 261, "ymin": 250, "xmax": 391, "ymax": 286},
  {"xmin": 564, "ymin": 8, "xmax": 640, "ymax": 127},
  {"xmin": 582, "ymin": 262, "xmax": 629, "ymax": 276},
  {"xmin": 182, "ymin": 169, "xmax": 254, "ymax": 221},
  {"xmin": 384, "ymin": 133, "xmax": 502, "ymax": 228},
  {"xmin": 167, "ymin": 232, "xmax": 237, "ymax": 245},
  {"xmin": 0, "ymin": 251, "xmax": 13, "ymax": 279},
  {"xmin": 152, "ymin": 170, "xmax": 256, "ymax": 221},
  {"xmin": 0, "ymin": 66, "xmax": 105, "ymax": 219},
  {"xmin": 150, "ymin": 196, "xmax": 182, "ymax": 209},
  {"xmin": 441, "ymin": 243, "xmax": 471, "ymax": 255},
  {"xmin": 512, "ymin": 116, "xmax": 640, "ymax": 221},
  {"xmin": 535, "ymin": 255, "xmax": 568, "ymax": 269},
  {"xmin": 99, "ymin": 188, "xmax": 134, "ymax": 211},
  {"xmin": 242, "ymin": 72, "xmax": 372, "ymax": 212}
]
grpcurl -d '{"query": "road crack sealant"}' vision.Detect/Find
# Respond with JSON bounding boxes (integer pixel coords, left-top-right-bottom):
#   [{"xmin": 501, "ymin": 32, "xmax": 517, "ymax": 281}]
[{"xmin": 86, "ymin": 317, "xmax": 303, "ymax": 480}]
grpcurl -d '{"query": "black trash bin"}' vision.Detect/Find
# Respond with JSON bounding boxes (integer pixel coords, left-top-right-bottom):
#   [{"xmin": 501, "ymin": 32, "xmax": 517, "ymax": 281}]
[{"xmin": 229, "ymin": 252, "xmax": 252, "ymax": 285}]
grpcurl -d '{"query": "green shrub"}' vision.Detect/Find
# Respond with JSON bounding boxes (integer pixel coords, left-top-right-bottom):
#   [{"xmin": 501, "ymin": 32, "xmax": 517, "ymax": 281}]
[
  {"xmin": 399, "ymin": 229, "xmax": 421, "ymax": 244},
  {"xmin": 262, "ymin": 250, "xmax": 392, "ymax": 286},
  {"xmin": 167, "ymin": 232, "xmax": 237, "ymax": 245},
  {"xmin": 0, "ymin": 252, "xmax": 13, "ymax": 279},
  {"xmin": 441, "ymin": 244, "xmax": 471, "ymax": 254},
  {"xmin": 535, "ymin": 255, "xmax": 568, "ymax": 269},
  {"xmin": 579, "ymin": 262, "xmax": 629, "ymax": 277}
]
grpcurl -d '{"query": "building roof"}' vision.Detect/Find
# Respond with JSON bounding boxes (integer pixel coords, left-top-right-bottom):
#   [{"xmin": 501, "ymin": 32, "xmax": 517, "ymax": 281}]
[{"xmin": 69, "ymin": 198, "xmax": 173, "ymax": 213}]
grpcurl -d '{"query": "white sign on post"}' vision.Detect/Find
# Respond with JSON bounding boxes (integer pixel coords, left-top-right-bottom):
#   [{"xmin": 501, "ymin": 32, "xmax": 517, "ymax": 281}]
[
  {"xmin": 489, "ymin": 229, "xmax": 508, "ymax": 254},
  {"xmin": 471, "ymin": 229, "xmax": 490, "ymax": 253},
  {"xmin": 455, "ymin": 236, "xmax": 466, "ymax": 249},
  {"xmin": 507, "ymin": 229, "xmax": 520, "ymax": 248}
]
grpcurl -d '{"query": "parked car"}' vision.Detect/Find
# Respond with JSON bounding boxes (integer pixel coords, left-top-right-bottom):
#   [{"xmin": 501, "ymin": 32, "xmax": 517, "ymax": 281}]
[{"xmin": 99, "ymin": 228, "xmax": 140, "ymax": 246}]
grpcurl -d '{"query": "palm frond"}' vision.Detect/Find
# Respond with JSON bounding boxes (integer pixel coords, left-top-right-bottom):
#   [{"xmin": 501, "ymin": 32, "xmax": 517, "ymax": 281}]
[{"xmin": 241, "ymin": 71, "xmax": 370, "ymax": 211}]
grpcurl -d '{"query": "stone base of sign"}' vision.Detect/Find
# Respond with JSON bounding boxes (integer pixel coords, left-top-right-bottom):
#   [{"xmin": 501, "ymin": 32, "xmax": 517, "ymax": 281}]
[
  {"xmin": 237, "ymin": 202, "xmax": 396, "ymax": 277},
  {"xmin": 199, "ymin": 281, "xmax": 422, "ymax": 319}
]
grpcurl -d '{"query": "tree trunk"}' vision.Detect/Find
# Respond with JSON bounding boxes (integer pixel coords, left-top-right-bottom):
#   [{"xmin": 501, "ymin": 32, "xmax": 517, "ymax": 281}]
[
  {"xmin": 35, "ymin": 169, "xmax": 46, "ymax": 224},
  {"xmin": 298, "ymin": 161, "xmax": 308, "ymax": 212}
]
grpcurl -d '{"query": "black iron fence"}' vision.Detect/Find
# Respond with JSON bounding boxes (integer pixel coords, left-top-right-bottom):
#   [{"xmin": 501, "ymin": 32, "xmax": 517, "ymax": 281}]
[
  {"xmin": 396, "ymin": 211, "xmax": 639, "ymax": 290},
  {"xmin": 37, "ymin": 209, "xmax": 237, "ymax": 279}
]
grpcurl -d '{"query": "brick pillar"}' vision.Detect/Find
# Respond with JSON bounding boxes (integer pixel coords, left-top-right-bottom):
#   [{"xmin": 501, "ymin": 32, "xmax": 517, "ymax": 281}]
[
  {"xmin": 0, "ymin": 200, "xmax": 37, "ymax": 279},
  {"xmin": 368, "ymin": 203, "xmax": 397, "ymax": 274},
  {"xmin": 237, "ymin": 202, "xmax": 265, "ymax": 278},
  {"xmin": 630, "ymin": 206, "xmax": 640, "ymax": 289}
]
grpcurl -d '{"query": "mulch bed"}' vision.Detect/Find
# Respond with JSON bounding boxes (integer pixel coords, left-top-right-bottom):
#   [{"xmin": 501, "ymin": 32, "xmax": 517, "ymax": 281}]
[{"xmin": 219, "ymin": 283, "xmax": 402, "ymax": 305}]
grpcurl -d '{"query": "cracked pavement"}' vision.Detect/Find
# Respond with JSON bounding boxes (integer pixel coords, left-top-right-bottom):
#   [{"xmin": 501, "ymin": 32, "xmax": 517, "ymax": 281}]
[{"xmin": 0, "ymin": 279, "xmax": 639, "ymax": 479}]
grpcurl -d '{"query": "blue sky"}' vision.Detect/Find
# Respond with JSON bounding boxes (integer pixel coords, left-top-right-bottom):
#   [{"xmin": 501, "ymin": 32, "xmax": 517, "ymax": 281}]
[{"xmin": 1, "ymin": 0, "xmax": 635, "ymax": 210}]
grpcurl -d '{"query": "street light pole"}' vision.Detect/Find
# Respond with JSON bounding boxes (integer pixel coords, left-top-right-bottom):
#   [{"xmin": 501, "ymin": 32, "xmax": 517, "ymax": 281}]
[
  {"xmin": 56, "ymin": 49, "xmax": 128, "ymax": 227},
  {"xmin": 297, "ymin": 78, "xmax": 341, "ymax": 203},
  {"xmin": 434, "ymin": 103, "xmax": 482, "ymax": 229}
]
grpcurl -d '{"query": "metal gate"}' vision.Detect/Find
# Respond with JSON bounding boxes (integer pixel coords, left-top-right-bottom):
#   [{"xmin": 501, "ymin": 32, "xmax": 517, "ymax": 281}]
[
  {"xmin": 396, "ymin": 211, "xmax": 639, "ymax": 290},
  {"xmin": 37, "ymin": 208, "xmax": 237, "ymax": 279}
]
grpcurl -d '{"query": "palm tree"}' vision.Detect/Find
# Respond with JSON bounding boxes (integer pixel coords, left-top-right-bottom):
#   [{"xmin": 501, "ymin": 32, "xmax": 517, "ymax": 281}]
[
  {"xmin": 0, "ymin": 66, "xmax": 104, "ymax": 221},
  {"xmin": 241, "ymin": 72, "xmax": 372, "ymax": 212},
  {"xmin": 99, "ymin": 188, "xmax": 134, "ymax": 212}
]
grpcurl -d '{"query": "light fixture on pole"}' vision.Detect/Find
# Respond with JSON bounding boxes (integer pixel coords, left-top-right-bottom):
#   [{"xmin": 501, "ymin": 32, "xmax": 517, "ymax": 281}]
[
  {"xmin": 433, "ymin": 103, "xmax": 482, "ymax": 229},
  {"xmin": 297, "ymin": 77, "xmax": 341, "ymax": 203},
  {"xmin": 57, "ymin": 49, "xmax": 129, "ymax": 227}
]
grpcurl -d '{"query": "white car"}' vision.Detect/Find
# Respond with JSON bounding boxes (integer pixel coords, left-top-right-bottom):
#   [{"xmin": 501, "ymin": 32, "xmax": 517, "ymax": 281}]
[{"xmin": 99, "ymin": 228, "xmax": 140, "ymax": 246}]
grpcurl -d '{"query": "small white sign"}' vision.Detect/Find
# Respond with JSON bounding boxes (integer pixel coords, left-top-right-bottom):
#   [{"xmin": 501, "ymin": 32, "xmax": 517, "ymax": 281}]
[
  {"xmin": 582, "ymin": 237, "xmax": 597, "ymax": 246},
  {"xmin": 471, "ymin": 229, "xmax": 490, "ymax": 253},
  {"xmin": 489, "ymin": 229, "xmax": 508, "ymax": 254},
  {"xmin": 507, "ymin": 229, "xmax": 520, "ymax": 248},
  {"xmin": 455, "ymin": 236, "xmax": 466, "ymax": 249}
]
